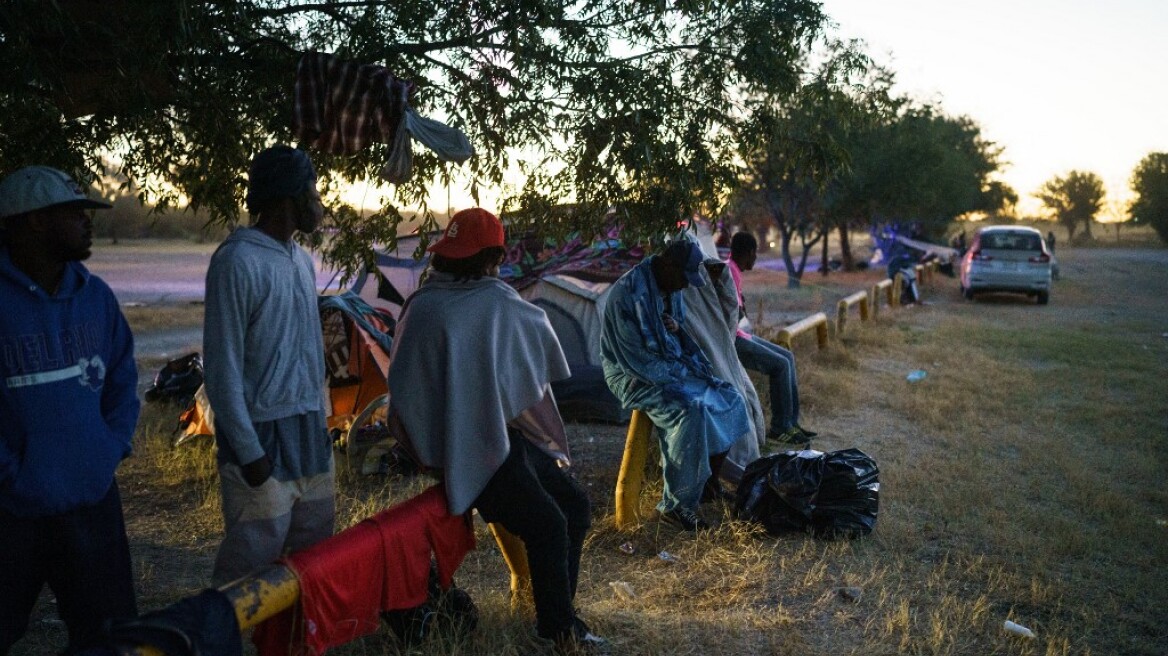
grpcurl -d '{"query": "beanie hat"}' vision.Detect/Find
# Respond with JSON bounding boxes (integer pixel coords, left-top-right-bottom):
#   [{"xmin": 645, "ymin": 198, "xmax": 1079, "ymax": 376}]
[
  {"xmin": 661, "ymin": 239, "xmax": 706, "ymax": 288},
  {"xmin": 245, "ymin": 146, "xmax": 316, "ymax": 213},
  {"xmin": 427, "ymin": 208, "xmax": 505, "ymax": 259}
]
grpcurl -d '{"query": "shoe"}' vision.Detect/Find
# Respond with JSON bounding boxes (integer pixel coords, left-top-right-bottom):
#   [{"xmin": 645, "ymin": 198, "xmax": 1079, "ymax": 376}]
[
  {"xmin": 700, "ymin": 477, "xmax": 734, "ymax": 504},
  {"xmin": 793, "ymin": 424, "xmax": 817, "ymax": 439},
  {"xmin": 767, "ymin": 427, "xmax": 810, "ymax": 447},
  {"xmin": 553, "ymin": 616, "xmax": 611, "ymax": 655},
  {"xmin": 659, "ymin": 507, "xmax": 711, "ymax": 532}
]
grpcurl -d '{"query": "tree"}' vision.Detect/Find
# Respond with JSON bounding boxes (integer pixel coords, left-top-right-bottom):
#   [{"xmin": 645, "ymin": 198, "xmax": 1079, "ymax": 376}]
[
  {"xmin": 1129, "ymin": 152, "xmax": 1168, "ymax": 244},
  {"xmin": 0, "ymin": 0, "xmax": 827, "ymax": 278},
  {"xmin": 1036, "ymin": 171, "xmax": 1106, "ymax": 242},
  {"xmin": 834, "ymin": 104, "xmax": 1008, "ymax": 242},
  {"xmin": 734, "ymin": 40, "xmax": 873, "ymax": 287}
]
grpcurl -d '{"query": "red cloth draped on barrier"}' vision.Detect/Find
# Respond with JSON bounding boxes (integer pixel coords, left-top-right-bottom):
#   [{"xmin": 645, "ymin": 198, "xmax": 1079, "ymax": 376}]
[{"xmin": 253, "ymin": 485, "xmax": 475, "ymax": 655}]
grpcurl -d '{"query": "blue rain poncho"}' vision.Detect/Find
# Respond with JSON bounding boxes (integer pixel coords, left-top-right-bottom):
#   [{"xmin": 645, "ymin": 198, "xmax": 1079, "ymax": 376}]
[{"xmin": 600, "ymin": 257, "xmax": 750, "ymax": 513}]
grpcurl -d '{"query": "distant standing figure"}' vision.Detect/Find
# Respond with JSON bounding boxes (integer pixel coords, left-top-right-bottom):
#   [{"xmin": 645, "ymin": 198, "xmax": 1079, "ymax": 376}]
[
  {"xmin": 0, "ymin": 166, "xmax": 140, "ymax": 654},
  {"xmin": 1046, "ymin": 230, "xmax": 1057, "ymax": 253},
  {"xmin": 203, "ymin": 146, "xmax": 335, "ymax": 585},
  {"xmin": 955, "ymin": 230, "xmax": 967, "ymax": 254},
  {"xmin": 727, "ymin": 232, "xmax": 817, "ymax": 446}
]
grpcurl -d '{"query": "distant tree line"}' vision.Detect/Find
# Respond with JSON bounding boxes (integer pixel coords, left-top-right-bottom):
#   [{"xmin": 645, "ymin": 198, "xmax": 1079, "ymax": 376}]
[
  {"xmin": 723, "ymin": 42, "xmax": 1014, "ymax": 285},
  {"xmin": 91, "ymin": 195, "xmax": 229, "ymax": 243}
]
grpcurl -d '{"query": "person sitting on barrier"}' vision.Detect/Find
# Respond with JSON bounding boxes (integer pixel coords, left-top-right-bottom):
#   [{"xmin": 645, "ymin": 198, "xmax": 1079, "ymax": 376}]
[
  {"xmin": 0, "ymin": 166, "xmax": 140, "ymax": 655},
  {"xmin": 386, "ymin": 208, "xmax": 608, "ymax": 655},
  {"xmin": 679, "ymin": 239, "xmax": 767, "ymax": 495},
  {"xmin": 885, "ymin": 243, "xmax": 921, "ymax": 305},
  {"xmin": 600, "ymin": 239, "xmax": 751, "ymax": 532},
  {"xmin": 726, "ymin": 232, "xmax": 817, "ymax": 447}
]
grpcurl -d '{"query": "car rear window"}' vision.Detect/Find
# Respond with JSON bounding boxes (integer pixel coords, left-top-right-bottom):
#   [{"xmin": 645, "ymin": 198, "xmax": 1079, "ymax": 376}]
[{"xmin": 980, "ymin": 232, "xmax": 1043, "ymax": 251}]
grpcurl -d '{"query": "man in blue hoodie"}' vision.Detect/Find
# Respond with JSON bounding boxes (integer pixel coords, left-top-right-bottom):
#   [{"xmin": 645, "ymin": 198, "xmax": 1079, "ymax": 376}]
[
  {"xmin": 203, "ymin": 146, "xmax": 335, "ymax": 585},
  {"xmin": 0, "ymin": 166, "xmax": 140, "ymax": 655}
]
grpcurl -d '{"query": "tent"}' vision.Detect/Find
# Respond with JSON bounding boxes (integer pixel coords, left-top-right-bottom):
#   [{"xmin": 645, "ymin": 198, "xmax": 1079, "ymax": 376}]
[
  {"xmin": 351, "ymin": 228, "xmax": 681, "ymax": 423},
  {"xmin": 176, "ymin": 291, "xmax": 396, "ymax": 445}
]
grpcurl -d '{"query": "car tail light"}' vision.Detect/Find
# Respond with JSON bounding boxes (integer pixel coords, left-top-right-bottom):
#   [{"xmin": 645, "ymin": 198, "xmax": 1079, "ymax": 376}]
[
  {"xmin": 1029, "ymin": 253, "xmax": 1050, "ymax": 263},
  {"xmin": 972, "ymin": 250, "xmax": 992, "ymax": 261}
]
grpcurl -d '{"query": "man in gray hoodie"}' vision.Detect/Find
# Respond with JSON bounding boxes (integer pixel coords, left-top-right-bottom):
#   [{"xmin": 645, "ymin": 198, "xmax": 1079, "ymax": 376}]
[{"xmin": 203, "ymin": 145, "xmax": 334, "ymax": 585}]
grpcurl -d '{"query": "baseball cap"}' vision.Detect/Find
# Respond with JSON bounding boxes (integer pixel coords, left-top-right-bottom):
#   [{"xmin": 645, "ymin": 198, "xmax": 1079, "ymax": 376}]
[
  {"xmin": 428, "ymin": 208, "xmax": 505, "ymax": 259},
  {"xmin": 0, "ymin": 166, "xmax": 112, "ymax": 219},
  {"xmin": 661, "ymin": 239, "xmax": 706, "ymax": 288}
]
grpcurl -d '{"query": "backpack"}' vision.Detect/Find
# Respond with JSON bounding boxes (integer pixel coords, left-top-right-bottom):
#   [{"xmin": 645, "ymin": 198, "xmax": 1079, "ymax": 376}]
[
  {"xmin": 145, "ymin": 352, "xmax": 204, "ymax": 406},
  {"xmin": 735, "ymin": 448, "xmax": 879, "ymax": 539}
]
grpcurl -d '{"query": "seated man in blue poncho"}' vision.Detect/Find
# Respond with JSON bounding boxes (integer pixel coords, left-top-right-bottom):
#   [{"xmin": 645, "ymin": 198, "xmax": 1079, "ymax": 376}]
[{"xmin": 600, "ymin": 239, "xmax": 751, "ymax": 532}]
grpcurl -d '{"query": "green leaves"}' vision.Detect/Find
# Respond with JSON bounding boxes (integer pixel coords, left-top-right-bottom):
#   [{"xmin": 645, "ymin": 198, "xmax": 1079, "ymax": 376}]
[
  {"xmin": 1036, "ymin": 170, "xmax": 1106, "ymax": 241},
  {"xmin": 1128, "ymin": 152, "xmax": 1168, "ymax": 244},
  {"xmin": 0, "ymin": 0, "xmax": 828, "ymax": 275}
]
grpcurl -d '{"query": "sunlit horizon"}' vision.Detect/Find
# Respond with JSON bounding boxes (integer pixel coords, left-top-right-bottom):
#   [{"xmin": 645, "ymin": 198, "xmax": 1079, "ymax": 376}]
[{"xmin": 821, "ymin": 0, "xmax": 1168, "ymax": 221}]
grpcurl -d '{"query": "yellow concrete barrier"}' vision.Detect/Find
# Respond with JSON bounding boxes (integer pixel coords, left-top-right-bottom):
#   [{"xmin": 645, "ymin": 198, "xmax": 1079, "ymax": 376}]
[
  {"xmin": 776, "ymin": 312, "xmax": 829, "ymax": 351},
  {"xmin": 128, "ymin": 514, "xmax": 534, "ymax": 655},
  {"xmin": 489, "ymin": 523, "xmax": 532, "ymax": 608},
  {"xmin": 615, "ymin": 409, "xmax": 654, "ymax": 530},
  {"xmin": 836, "ymin": 290, "xmax": 870, "ymax": 335},
  {"xmin": 872, "ymin": 279, "xmax": 892, "ymax": 318},
  {"xmin": 129, "ymin": 564, "xmax": 300, "ymax": 656}
]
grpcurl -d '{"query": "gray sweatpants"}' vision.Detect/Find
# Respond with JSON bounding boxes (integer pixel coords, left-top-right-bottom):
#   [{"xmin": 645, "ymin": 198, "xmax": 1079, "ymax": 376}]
[{"xmin": 211, "ymin": 458, "xmax": 335, "ymax": 586}]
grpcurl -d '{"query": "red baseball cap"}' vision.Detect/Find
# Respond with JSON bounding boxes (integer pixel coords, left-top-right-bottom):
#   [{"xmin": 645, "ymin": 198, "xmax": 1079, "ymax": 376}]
[{"xmin": 428, "ymin": 208, "xmax": 505, "ymax": 258}]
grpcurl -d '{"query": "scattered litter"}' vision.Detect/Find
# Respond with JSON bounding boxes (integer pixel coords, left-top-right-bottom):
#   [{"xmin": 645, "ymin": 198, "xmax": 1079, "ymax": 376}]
[
  {"xmin": 906, "ymin": 369, "xmax": 927, "ymax": 383},
  {"xmin": 618, "ymin": 542, "xmax": 636, "ymax": 555},
  {"xmin": 657, "ymin": 551, "xmax": 679, "ymax": 564},
  {"xmin": 122, "ymin": 301, "xmax": 146, "ymax": 308},
  {"xmin": 835, "ymin": 586, "xmax": 863, "ymax": 603},
  {"xmin": 609, "ymin": 581, "xmax": 637, "ymax": 601},
  {"xmin": 1156, "ymin": 518, "xmax": 1167, "ymax": 528},
  {"xmin": 1162, "ymin": 332, "xmax": 1167, "ymax": 338},
  {"xmin": 1003, "ymin": 620, "xmax": 1036, "ymax": 639}
]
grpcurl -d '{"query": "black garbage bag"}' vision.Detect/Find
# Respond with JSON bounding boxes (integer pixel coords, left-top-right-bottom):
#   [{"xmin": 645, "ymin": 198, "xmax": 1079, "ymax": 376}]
[
  {"xmin": 735, "ymin": 448, "xmax": 879, "ymax": 539},
  {"xmin": 382, "ymin": 562, "xmax": 478, "ymax": 647},
  {"xmin": 144, "ymin": 352, "xmax": 204, "ymax": 405}
]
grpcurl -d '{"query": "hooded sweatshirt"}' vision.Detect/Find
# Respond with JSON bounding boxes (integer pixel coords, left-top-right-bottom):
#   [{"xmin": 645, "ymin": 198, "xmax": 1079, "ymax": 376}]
[
  {"xmin": 0, "ymin": 246, "xmax": 140, "ymax": 517},
  {"xmin": 203, "ymin": 227, "xmax": 326, "ymax": 469}
]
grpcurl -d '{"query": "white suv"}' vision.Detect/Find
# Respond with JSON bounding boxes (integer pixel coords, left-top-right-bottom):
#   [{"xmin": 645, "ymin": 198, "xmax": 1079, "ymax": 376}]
[{"xmin": 959, "ymin": 226, "xmax": 1052, "ymax": 304}]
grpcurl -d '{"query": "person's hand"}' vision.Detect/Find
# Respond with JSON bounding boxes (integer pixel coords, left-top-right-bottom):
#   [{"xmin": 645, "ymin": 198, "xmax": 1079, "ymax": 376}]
[
  {"xmin": 241, "ymin": 455, "xmax": 272, "ymax": 487},
  {"xmin": 661, "ymin": 313, "xmax": 679, "ymax": 333}
]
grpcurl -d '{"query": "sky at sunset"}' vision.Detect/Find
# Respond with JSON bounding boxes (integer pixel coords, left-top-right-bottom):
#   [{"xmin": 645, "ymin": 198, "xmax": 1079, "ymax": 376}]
[{"xmin": 820, "ymin": 0, "xmax": 1168, "ymax": 219}]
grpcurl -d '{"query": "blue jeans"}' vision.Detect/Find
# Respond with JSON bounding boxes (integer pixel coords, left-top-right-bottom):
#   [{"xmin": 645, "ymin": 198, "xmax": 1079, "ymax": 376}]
[{"xmin": 735, "ymin": 334, "xmax": 799, "ymax": 434}]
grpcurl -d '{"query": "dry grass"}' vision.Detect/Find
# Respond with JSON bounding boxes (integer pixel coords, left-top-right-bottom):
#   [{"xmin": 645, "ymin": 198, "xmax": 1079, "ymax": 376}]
[
  {"xmin": 122, "ymin": 302, "xmax": 206, "ymax": 334},
  {"xmin": 12, "ymin": 244, "xmax": 1167, "ymax": 655}
]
